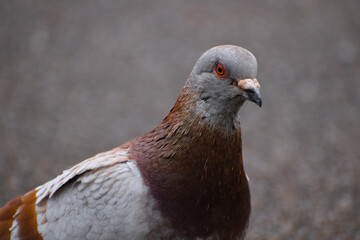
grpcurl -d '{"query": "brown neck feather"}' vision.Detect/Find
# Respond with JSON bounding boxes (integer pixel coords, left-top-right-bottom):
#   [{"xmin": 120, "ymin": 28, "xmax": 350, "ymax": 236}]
[{"xmin": 130, "ymin": 87, "xmax": 250, "ymax": 238}]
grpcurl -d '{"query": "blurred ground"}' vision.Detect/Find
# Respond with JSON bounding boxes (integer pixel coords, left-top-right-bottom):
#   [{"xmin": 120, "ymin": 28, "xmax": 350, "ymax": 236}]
[{"xmin": 0, "ymin": 1, "xmax": 359, "ymax": 239}]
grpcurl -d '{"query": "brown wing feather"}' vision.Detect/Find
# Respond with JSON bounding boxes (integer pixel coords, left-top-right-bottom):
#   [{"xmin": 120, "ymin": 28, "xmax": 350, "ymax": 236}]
[
  {"xmin": 0, "ymin": 190, "xmax": 43, "ymax": 240},
  {"xmin": 0, "ymin": 196, "xmax": 22, "ymax": 239}
]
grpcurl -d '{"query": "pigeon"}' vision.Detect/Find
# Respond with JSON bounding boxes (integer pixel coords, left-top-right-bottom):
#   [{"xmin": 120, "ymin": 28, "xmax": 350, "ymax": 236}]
[{"xmin": 0, "ymin": 45, "xmax": 262, "ymax": 240}]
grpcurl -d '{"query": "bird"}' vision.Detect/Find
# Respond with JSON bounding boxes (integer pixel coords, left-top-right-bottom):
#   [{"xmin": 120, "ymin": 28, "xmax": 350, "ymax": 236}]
[{"xmin": 0, "ymin": 45, "xmax": 262, "ymax": 240}]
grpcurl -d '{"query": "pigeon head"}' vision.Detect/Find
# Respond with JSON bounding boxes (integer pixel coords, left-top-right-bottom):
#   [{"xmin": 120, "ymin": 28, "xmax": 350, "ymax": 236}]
[{"xmin": 185, "ymin": 45, "xmax": 262, "ymax": 129}]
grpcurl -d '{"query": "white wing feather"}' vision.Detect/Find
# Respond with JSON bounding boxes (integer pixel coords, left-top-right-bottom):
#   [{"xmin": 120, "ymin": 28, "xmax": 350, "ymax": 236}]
[
  {"xmin": 35, "ymin": 148, "xmax": 129, "ymax": 204},
  {"xmin": 32, "ymin": 147, "xmax": 170, "ymax": 239}
]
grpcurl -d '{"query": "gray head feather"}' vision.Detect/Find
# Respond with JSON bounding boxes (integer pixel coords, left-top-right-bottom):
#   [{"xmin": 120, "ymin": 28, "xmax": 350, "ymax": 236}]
[
  {"xmin": 186, "ymin": 45, "xmax": 259, "ymax": 130},
  {"xmin": 192, "ymin": 45, "xmax": 257, "ymax": 79}
]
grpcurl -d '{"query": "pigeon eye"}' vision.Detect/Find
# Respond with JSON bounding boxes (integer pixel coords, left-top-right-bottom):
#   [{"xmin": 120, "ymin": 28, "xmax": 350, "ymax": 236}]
[{"xmin": 214, "ymin": 62, "xmax": 228, "ymax": 78}]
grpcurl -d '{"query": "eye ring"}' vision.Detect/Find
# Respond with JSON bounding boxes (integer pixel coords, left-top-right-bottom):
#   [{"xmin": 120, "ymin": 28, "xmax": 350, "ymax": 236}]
[{"xmin": 214, "ymin": 62, "xmax": 228, "ymax": 78}]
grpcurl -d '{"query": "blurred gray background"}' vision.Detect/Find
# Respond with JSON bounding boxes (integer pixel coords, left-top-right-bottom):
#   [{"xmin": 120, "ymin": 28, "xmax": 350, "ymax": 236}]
[{"xmin": 0, "ymin": 1, "xmax": 359, "ymax": 239}]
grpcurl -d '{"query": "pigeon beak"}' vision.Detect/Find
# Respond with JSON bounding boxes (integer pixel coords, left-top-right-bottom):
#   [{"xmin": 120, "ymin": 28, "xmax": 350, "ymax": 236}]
[{"xmin": 237, "ymin": 78, "xmax": 262, "ymax": 107}]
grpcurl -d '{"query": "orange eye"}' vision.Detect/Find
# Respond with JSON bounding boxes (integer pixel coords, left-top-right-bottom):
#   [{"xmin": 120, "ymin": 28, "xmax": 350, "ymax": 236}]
[{"xmin": 214, "ymin": 62, "xmax": 228, "ymax": 78}]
